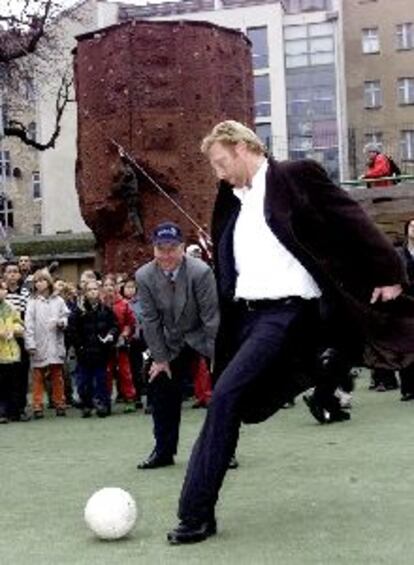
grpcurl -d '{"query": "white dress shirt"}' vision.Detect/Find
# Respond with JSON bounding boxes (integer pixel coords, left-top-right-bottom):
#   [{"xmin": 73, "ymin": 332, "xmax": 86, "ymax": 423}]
[{"xmin": 233, "ymin": 160, "xmax": 321, "ymax": 301}]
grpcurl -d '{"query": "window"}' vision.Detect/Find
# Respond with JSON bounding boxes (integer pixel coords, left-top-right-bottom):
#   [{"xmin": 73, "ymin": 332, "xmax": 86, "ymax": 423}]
[
  {"xmin": 312, "ymin": 86, "xmax": 335, "ymax": 114},
  {"xmin": 396, "ymin": 23, "xmax": 414, "ymax": 50},
  {"xmin": 285, "ymin": 22, "xmax": 334, "ymax": 68},
  {"xmin": 28, "ymin": 121, "xmax": 37, "ymax": 141},
  {"xmin": 398, "ymin": 78, "xmax": 414, "ymax": 104},
  {"xmin": 254, "ymin": 75, "xmax": 271, "ymax": 117},
  {"xmin": 362, "ymin": 28, "xmax": 379, "ymax": 53},
  {"xmin": 284, "ymin": 25, "xmax": 307, "ymax": 40},
  {"xmin": 364, "ymin": 80, "xmax": 381, "ymax": 108},
  {"xmin": 33, "ymin": 223, "xmax": 42, "ymax": 235},
  {"xmin": 256, "ymin": 123, "xmax": 272, "ymax": 151},
  {"xmin": 313, "ymin": 119, "xmax": 338, "ymax": 148},
  {"xmin": 364, "ymin": 132, "xmax": 383, "ymax": 149},
  {"xmin": 0, "ymin": 150, "xmax": 10, "ymax": 177},
  {"xmin": 400, "ymin": 130, "xmax": 414, "ymax": 160},
  {"xmin": 0, "ymin": 196, "xmax": 14, "ymax": 229},
  {"xmin": 285, "ymin": 0, "xmax": 332, "ymax": 13},
  {"xmin": 287, "ymin": 89, "xmax": 310, "ymax": 116},
  {"xmin": 247, "ymin": 27, "xmax": 269, "ymax": 69},
  {"xmin": 32, "ymin": 171, "xmax": 41, "ymax": 199}
]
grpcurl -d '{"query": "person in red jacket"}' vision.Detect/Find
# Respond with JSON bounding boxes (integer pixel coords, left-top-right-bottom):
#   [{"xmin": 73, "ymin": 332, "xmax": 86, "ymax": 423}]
[
  {"xmin": 361, "ymin": 143, "xmax": 393, "ymax": 188},
  {"xmin": 102, "ymin": 275, "xmax": 136, "ymax": 411}
]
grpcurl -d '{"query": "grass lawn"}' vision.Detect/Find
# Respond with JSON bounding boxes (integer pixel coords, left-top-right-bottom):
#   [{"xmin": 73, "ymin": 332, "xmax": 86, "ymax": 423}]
[{"xmin": 0, "ymin": 373, "xmax": 413, "ymax": 565}]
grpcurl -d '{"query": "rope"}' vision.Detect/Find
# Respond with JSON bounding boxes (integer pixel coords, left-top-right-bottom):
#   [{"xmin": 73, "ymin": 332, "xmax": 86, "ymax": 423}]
[{"xmin": 108, "ymin": 136, "xmax": 212, "ymax": 242}]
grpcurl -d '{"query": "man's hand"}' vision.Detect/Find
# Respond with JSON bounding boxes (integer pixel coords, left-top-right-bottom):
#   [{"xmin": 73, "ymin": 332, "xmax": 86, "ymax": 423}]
[
  {"xmin": 149, "ymin": 360, "xmax": 172, "ymax": 382},
  {"xmin": 370, "ymin": 284, "xmax": 403, "ymax": 304}
]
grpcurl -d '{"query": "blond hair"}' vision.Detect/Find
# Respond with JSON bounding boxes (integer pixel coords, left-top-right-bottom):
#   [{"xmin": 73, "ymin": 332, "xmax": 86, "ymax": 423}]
[
  {"xmin": 201, "ymin": 120, "xmax": 266, "ymax": 155},
  {"xmin": 32, "ymin": 269, "xmax": 54, "ymax": 294}
]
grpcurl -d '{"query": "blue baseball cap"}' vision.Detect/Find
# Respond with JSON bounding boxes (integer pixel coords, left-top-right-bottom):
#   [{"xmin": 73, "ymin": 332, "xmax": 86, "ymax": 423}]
[{"xmin": 152, "ymin": 222, "xmax": 183, "ymax": 245}]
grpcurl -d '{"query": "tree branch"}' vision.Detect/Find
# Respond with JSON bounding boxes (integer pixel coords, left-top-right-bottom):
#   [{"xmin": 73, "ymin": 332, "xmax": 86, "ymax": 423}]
[
  {"xmin": 4, "ymin": 73, "xmax": 73, "ymax": 150},
  {"xmin": 0, "ymin": 0, "xmax": 53, "ymax": 63}
]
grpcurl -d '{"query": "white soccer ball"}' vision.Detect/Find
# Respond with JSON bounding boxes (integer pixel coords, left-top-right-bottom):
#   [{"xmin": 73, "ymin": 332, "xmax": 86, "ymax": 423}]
[{"xmin": 84, "ymin": 487, "xmax": 138, "ymax": 540}]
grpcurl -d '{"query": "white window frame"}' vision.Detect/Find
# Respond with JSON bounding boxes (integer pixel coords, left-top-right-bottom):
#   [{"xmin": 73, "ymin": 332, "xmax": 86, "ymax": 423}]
[
  {"xmin": 285, "ymin": 22, "xmax": 334, "ymax": 68},
  {"xmin": 362, "ymin": 28, "xmax": 379, "ymax": 54},
  {"xmin": 0, "ymin": 197, "xmax": 14, "ymax": 229},
  {"xmin": 396, "ymin": 23, "xmax": 414, "ymax": 50},
  {"xmin": 398, "ymin": 77, "xmax": 414, "ymax": 105},
  {"xmin": 400, "ymin": 130, "xmax": 414, "ymax": 160},
  {"xmin": 364, "ymin": 80, "xmax": 381, "ymax": 108},
  {"xmin": 0, "ymin": 150, "xmax": 11, "ymax": 178}
]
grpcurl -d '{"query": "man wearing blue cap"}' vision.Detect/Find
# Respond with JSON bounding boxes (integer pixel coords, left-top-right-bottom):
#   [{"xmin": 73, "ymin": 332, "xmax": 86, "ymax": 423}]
[{"xmin": 135, "ymin": 221, "xmax": 219, "ymax": 469}]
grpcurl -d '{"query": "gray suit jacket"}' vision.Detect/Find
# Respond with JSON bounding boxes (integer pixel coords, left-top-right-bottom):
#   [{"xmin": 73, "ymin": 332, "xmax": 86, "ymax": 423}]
[{"xmin": 135, "ymin": 256, "xmax": 219, "ymax": 362}]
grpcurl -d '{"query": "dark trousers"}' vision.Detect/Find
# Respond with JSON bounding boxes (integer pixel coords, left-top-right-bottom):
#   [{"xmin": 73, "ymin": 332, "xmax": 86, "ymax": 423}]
[
  {"xmin": 150, "ymin": 347, "xmax": 196, "ymax": 459},
  {"xmin": 8, "ymin": 347, "xmax": 29, "ymax": 419},
  {"xmin": 371, "ymin": 368, "xmax": 398, "ymax": 389},
  {"xmin": 77, "ymin": 364, "xmax": 109, "ymax": 409},
  {"xmin": 178, "ymin": 299, "xmax": 310, "ymax": 523},
  {"xmin": 400, "ymin": 364, "xmax": 414, "ymax": 396},
  {"xmin": 0, "ymin": 363, "xmax": 15, "ymax": 418}
]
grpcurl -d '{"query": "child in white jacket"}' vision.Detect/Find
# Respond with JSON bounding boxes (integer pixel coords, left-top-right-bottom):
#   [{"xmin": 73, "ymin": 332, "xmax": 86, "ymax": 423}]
[{"xmin": 25, "ymin": 270, "xmax": 69, "ymax": 418}]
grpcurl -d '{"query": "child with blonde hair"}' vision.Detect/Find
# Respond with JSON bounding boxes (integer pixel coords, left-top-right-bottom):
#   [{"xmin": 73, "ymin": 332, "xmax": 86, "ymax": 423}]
[{"xmin": 25, "ymin": 270, "xmax": 69, "ymax": 418}]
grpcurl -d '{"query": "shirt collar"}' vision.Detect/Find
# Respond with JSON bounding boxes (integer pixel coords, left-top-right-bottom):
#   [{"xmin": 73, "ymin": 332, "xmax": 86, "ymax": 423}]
[
  {"xmin": 232, "ymin": 159, "xmax": 268, "ymax": 201},
  {"xmin": 163, "ymin": 265, "xmax": 181, "ymax": 281}
]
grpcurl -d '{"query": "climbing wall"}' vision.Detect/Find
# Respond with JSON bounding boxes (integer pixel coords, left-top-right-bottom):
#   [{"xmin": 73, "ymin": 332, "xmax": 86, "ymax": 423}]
[{"xmin": 74, "ymin": 19, "xmax": 254, "ymax": 272}]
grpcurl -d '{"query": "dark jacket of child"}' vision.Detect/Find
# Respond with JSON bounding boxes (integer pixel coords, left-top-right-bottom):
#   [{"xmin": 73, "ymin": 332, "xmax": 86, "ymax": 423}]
[{"xmin": 69, "ymin": 300, "xmax": 119, "ymax": 367}]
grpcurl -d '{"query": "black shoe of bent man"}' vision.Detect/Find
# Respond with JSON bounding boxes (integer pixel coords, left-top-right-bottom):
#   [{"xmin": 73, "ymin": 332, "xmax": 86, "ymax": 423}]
[
  {"xmin": 167, "ymin": 518, "xmax": 217, "ymax": 545},
  {"xmin": 137, "ymin": 452, "xmax": 174, "ymax": 469}
]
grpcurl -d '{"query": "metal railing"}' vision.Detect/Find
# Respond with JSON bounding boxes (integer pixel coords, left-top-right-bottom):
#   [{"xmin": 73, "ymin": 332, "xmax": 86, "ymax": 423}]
[{"xmin": 341, "ymin": 174, "xmax": 414, "ymax": 189}]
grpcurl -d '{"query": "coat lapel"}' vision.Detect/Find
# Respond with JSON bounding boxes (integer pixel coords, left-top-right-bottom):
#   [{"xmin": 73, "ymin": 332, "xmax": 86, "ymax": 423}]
[{"xmin": 264, "ymin": 158, "xmax": 295, "ymax": 241}]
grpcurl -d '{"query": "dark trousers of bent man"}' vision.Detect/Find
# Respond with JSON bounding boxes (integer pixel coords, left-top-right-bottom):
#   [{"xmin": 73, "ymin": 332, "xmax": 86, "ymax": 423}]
[
  {"xmin": 150, "ymin": 346, "xmax": 198, "ymax": 460},
  {"xmin": 178, "ymin": 298, "xmax": 315, "ymax": 523}
]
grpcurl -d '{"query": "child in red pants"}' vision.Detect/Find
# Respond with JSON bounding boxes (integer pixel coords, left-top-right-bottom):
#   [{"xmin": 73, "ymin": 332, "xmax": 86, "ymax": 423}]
[{"xmin": 102, "ymin": 275, "xmax": 136, "ymax": 410}]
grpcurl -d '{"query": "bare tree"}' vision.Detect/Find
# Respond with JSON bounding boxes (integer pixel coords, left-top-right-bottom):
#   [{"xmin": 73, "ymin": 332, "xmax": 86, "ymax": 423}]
[{"xmin": 0, "ymin": 0, "xmax": 75, "ymax": 150}]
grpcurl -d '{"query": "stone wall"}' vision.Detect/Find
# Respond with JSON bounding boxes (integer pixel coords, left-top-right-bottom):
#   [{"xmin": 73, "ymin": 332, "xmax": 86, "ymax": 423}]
[{"xmin": 74, "ymin": 19, "xmax": 254, "ymax": 272}]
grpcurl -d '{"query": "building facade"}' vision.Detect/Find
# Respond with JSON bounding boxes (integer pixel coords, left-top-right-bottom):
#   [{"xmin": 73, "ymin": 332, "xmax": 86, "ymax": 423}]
[
  {"xmin": 118, "ymin": 0, "xmax": 343, "ymax": 180},
  {"xmin": 0, "ymin": 68, "xmax": 42, "ymax": 238},
  {"xmin": 343, "ymin": 0, "xmax": 414, "ymax": 178}
]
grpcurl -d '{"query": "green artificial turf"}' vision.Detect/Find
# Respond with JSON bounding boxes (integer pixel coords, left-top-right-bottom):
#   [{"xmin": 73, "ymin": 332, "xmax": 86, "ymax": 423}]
[{"xmin": 0, "ymin": 373, "xmax": 413, "ymax": 565}]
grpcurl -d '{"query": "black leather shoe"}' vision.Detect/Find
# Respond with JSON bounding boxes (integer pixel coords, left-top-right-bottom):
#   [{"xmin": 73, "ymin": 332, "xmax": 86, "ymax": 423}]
[
  {"xmin": 167, "ymin": 518, "xmax": 217, "ymax": 545},
  {"xmin": 137, "ymin": 452, "xmax": 174, "ymax": 469},
  {"xmin": 303, "ymin": 393, "xmax": 328, "ymax": 423},
  {"xmin": 303, "ymin": 393, "xmax": 350, "ymax": 424}
]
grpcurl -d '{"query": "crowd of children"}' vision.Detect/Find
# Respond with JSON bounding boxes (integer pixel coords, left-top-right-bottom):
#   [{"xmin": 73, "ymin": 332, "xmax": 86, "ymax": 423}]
[
  {"xmin": 0, "ymin": 256, "xmax": 146, "ymax": 422},
  {"xmin": 0, "ymin": 251, "xmax": 213, "ymax": 424}
]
